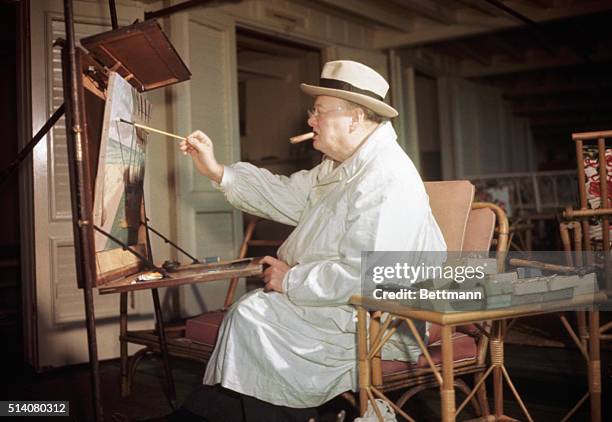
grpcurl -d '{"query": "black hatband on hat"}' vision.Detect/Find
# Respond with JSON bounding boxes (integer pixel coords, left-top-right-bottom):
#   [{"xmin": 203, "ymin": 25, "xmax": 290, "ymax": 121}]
[{"xmin": 319, "ymin": 78, "xmax": 383, "ymax": 101}]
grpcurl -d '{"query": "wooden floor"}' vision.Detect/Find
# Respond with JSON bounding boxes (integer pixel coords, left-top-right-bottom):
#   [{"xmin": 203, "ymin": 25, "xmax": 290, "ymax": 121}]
[{"xmin": 2, "ymin": 343, "xmax": 610, "ymax": 421}]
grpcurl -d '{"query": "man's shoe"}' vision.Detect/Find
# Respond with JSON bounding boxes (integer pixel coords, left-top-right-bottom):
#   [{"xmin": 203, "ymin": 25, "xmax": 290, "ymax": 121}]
[{"xmin": 353, "ymin": 399, "xmax": 397, "ymax": 422}]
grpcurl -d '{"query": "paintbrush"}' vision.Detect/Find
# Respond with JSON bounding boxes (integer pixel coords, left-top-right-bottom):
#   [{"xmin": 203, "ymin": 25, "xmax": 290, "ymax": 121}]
[{"xmin": 119, "ymin": 118, "xmax": 186, "ymax": 141}]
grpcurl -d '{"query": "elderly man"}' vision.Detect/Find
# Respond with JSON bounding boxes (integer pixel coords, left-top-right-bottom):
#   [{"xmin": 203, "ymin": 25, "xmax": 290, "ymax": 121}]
[{"xmin": 178, "ymin": 60, "xmax": 446, "ymax": 421}]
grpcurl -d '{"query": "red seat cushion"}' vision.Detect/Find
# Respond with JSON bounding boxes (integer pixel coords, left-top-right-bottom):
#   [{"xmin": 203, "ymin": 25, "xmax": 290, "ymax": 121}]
[
  {"xmin": 381, "ymin": 333, "xmax": 478, "ymax": 375},
  {"xmin": 185, "ymin": 311, "xmax": 225, "ymax": 345},
  {"xmin": 427, "ymin": 323, "xmax": 480, "ymax": 345},
  {"xmin": 185, "ymin": 312, "xmax": 478, "ymax": 374}
]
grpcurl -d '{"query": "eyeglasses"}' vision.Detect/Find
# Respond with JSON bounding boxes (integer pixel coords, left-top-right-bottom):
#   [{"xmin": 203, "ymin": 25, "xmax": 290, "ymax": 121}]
[{"xmin": 307, "ymin": 106, "xmax": 347, "ymax": 119}]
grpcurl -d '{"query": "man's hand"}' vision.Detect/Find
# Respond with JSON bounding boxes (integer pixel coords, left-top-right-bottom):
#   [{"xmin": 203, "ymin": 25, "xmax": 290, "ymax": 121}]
[
  {"xmin": 261, "ymin": 256, "xmax": 290, "ymax": 293},
  {"xmin": 180, "ymin": 130, "xmax": 224, "ymax": 183}
]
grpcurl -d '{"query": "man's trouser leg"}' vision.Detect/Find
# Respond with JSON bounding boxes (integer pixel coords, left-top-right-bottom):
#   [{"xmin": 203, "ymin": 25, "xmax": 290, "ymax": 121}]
[
  {"xmin": 179, "ymin": 385, "xmax": 244, "ymax": 422},
  {"xmin": 242, "ymin": 394, "xmax": 317, "ymax": 422}
]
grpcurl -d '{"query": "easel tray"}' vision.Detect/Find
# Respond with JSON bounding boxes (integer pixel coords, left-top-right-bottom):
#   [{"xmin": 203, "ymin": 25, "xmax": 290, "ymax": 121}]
[{"xmin": 98, "ymin": 257, "xmax": 263, "ymax": 294}]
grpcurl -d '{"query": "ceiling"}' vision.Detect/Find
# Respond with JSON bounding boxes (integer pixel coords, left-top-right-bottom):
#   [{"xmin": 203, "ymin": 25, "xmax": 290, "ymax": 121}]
[
  {"xmin": 423, "ymin": 9, "xmax": 612, "ymax": 146},
  {"xmin": 306, "ymin": 0, "xmax": 612, "ymax": 48},
  {"xmin": 305, "ymin": 0, "xmax": 612, "ymax": 168},
  {"xmin": 141, "ymin": 0, "xmax": 612, "ymax": 168}
]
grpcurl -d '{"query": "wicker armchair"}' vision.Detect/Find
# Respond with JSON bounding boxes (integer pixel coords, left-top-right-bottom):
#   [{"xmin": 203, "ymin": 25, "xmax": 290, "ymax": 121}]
[{"xmin": 355, "ymin": 181, "xmax": 509, "ymax": 421}]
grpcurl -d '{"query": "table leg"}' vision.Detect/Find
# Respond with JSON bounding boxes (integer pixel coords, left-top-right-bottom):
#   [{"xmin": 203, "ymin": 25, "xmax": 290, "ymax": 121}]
[
  {"xmin": 491, "ymin": 321, "xmax": 504, "ymax": 418},
  {"xmin": 441, "ymin": 325, "xmax": 456, "ymax": 422},
  {"xmin": 589, "ymin": 308, "xmax": 601, "ymax": 422},
  {"xmin": 357, "ymin": 306, "xmax": 369, "ymax": 416}
]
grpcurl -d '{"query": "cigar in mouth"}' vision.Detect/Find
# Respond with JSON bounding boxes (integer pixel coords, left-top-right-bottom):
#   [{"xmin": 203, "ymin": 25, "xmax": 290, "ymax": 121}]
[{"xmin": 289, "ymin": 132, "xmax": 315, "ymax": 144}]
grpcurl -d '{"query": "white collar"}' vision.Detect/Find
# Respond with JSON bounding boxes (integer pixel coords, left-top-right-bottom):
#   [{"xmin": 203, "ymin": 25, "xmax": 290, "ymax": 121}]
[{"xmin": 317, "ymin": 121, "xmax": 397, "ymax": 184}]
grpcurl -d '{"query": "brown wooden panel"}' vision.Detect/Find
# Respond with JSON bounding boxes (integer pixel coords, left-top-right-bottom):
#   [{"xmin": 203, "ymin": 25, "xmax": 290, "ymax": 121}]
[{"xmin": 81, "ymin": 20, "xmax": 190, "ymax": 92}]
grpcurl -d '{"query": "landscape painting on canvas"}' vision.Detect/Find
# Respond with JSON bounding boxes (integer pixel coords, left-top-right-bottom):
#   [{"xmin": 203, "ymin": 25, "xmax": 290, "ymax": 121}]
[{"xmin": 93, "ymin": 71, "xmax": 151, "ymax": 283}]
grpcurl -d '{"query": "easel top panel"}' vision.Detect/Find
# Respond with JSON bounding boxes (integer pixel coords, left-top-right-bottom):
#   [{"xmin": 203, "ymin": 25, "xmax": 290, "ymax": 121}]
[{"xmin": 81, "ymin": 19, "xmax": 190, "ymax": 92}]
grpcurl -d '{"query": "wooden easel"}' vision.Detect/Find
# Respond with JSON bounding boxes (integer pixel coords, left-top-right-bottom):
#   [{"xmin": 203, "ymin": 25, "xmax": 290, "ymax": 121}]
[{"xmin": 56, "ymin": 2, "xmax": 262, "ymax": 420}]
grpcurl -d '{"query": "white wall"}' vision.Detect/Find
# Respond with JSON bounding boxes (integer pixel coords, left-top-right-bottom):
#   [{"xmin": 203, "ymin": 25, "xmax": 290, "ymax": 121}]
[
  {"xmin": 437, "ymin": 77, "xmax": 535, "ymax": 179},
  {"xmin": 219, "ymin": 0, "xmax": 376, "ymax": 50},
  {"xmin": 398, "ymin": 47, "xmax": 535, "ymax": 180},
  {"xmin": 415, "ymin": 72, "xmax": 441, "ymax": 180}
]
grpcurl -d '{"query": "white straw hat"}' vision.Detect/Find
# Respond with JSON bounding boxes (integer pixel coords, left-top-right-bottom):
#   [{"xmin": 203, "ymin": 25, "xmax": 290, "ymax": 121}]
[{"xmin": 300, "ymin": 60, "xmax": 398, "ymax": 118}]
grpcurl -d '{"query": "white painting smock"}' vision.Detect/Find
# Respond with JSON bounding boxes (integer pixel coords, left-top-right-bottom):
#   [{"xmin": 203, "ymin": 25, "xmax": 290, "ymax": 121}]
[{"xmin": 203, "ymin": 122, "xmax": 446, "ymax": 407}]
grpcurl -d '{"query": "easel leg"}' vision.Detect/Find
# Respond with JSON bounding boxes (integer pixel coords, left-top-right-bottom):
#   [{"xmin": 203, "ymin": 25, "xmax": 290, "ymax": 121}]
[
  {"xmin": 83, "ymin": 283, "xmax": 103, "ymax": 421},
  {"xmin": 61, "ymin": 0, "xmax": 102, "ymax": 418},
  {"xmin": 152, "ymin": 288, "xmax": 178, "ymax": 410},
  {"xmin": 120, "ymin": 292, "xmax": 129, "ymax": 396}
]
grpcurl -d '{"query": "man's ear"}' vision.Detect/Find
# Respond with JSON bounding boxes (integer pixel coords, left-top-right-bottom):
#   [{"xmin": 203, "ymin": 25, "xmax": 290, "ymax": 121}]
[{"xmin": 350, "ymin": 108, "xmax": 364, "ymax": 132}]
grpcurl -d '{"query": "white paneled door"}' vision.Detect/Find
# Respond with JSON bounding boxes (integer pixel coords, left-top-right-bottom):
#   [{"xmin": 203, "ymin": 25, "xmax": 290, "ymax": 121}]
[{"xmin": 170, "ymin": 9, "xmax": 244, "ymax": 317}]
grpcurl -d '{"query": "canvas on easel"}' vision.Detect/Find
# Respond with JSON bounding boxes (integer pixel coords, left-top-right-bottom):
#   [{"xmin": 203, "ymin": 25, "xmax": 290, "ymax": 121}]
[
  {"xmin": 88, "ymin": 71, "xmax": 262, "ymax": 293},
  {"xmin": 93, "ymin": 71, "xmax": 151, "ymax": 285}
]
